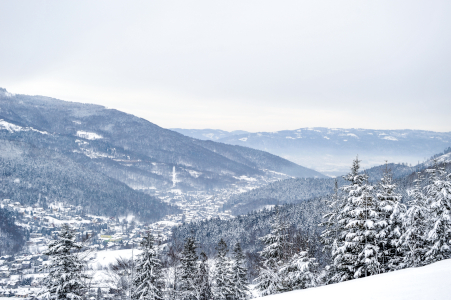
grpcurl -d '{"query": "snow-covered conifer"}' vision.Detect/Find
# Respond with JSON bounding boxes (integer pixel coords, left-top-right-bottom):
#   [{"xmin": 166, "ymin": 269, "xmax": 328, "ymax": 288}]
[
  {"xmin": 400, "ymin": 172, "xmax": 429, "ymax": 267},
  {"xmin": 179, "ymin": 237, "xmax": 199, "ymax": 300},
  {"xmin": 132, "ymin": 232, "xmax": 164, "ymax": 300},
  {"xmin": 213, "ymin": 239, "xmax": 233, "ymax": 300},
  {"xmin": 320, "ymin": 180, "xmax": 344, "ymax": 283},
  {"xmin": 41, "ymin": 223, "xmax": 87, "ymax": 300},
  {"xmin": 424, "ymin": 162, "xmax": 451, "ymax": 263},
  {"xmin": 321, "ymin": 180, "xmax": 341, "ymax": 250},
  {"xmin": 335, "ymin": 157, "xmax": 380, "ymax": 280},
  {"xmin": 197, "ymin": 252, "xmax": 212, "ymax": 300},
  {"xmin": 255, "ymin": 213, "xmax": 289, "ymax": 296},
  {"xmin": 230, "ymin": 243, "xmax": 249, "ymax": 300},
  {"xmin": 278, "ymin": 250, "xmax": 318, "ymax": 292},
  {"xmin": 375, "ymin": 165, "xmax": 405, "ymax": 272}
]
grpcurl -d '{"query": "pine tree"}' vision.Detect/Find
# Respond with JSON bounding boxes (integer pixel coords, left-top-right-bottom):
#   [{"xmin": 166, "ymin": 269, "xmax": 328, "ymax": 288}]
[
  {"xmin": 213, "ymin": 239, "xmax": 233, "ymax": 300},
  {"xmin": 334, "ymin": 157, "xmax": 380, "ymax": 280},
  {"xmin": 41, "ymin": 223, "xmax": 87, "ymax": 300},
  {"xmin": 255, "ymin": 213, "xmax": 289, "ymax": 296},
  {"xmin": 96, "ymin": 287, "xmax": 102, "ymax": 300},
  {"xmin": 179, "ymin": 237, "xmax": 199, "ymax": 300},
  {"xmin": 375, "ymin": 164, "xmax": 405, "ymax": 272},
  {"xmin": 321, "ymin": 180, "xmax": 341, "ymax": 253},
  {"xmin": 230, "ymin": 243, "xmax": 249, "ymax": 300},
  {"xmin": 132, "ymin": 232, "xmax": 164, "ymax": 300},
  {"xmin": 278, "ymin": 250, "xmax": 318, "ymax": 292},
  {"xmin": 424, "ymin": 161, "xmax": 451, "ymax": 263},
  {"xmin": 400, "ymin": 171, "xmax": 429, "ymax": 267},
  {"xmin": 319, "ymin": 179, "xmax": 344, "ymax": 284},
  {"xmin": 197, "ymin": 252, "xmax": 212, "ymax": 300}
]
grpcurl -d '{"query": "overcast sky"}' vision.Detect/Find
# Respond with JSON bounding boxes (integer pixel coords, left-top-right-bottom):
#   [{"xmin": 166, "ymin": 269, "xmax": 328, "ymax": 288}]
[{"xmin": 1, "ymin": 1, "xmax": 450, "ymax": 132}]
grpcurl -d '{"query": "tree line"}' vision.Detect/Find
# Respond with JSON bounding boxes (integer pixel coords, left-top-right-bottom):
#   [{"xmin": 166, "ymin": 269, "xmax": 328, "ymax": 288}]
[
  {"xmin": 41, "ymin": 156, "xmax": 451, "ymax": 299},
  {"xmin": 253, "ymin": 157, "xmax": 451, "ymax": 296}
]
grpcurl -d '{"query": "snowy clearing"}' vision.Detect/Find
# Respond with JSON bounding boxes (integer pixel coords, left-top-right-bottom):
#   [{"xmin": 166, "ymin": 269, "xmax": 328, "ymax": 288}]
[
  {"xmin": 0, "ymin": 119, "xmax": 48, "ymax": 135},
  {"xmin": 382, "ymin": 136, "xmax": 398, "ymax": 141},
  {"xmin": 87, "ymin": 249, "xmax": 143, "ymax": 269},
  {"xmin": 258, "ymin": 259, "xmax": 451, "ymax": 300},
  {"xmin": 76, "ymin": 130, "xmax": 103, "ymax": 140}
]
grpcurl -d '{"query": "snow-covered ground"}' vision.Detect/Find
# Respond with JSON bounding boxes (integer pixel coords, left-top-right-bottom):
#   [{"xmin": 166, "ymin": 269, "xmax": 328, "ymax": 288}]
[
  {"xmin": 258, "ymin": 259, "xmax": 451, "ymax": 300},
  {"xmin": 87, "ymin": 249, "xmax": 143, "ymax": 269}
]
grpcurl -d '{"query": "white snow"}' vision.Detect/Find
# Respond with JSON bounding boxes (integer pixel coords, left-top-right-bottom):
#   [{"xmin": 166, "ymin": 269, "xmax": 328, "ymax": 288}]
[
  {"xmin": 0, "ymin": 119, "xmax": 48, "ymax": 135},
  {"xmin": 239, "ymin": 137, "xmax": 248, "ymax": 142},
  {"xmin": 234, "ymin": 175, "xmax": 257, "ymax": 182},
  {"xmin": 188, "ymin": 170, "xmax": 202, "ymax": 178},
  {"xmin": 382, "ymin": 136, "xmax": 398, "ymax": 141},
  {"xmin": 76, "ymin": 130, "xmax": 103, "ymax": 140},
  {"xmin": 203, "ymin": 133, "xmax": 215, "ymax": 139},
  {"xmin": 346, "ymin": 133, "xmax": 359, "ymax": 138},
  {"xmin": 257, "ymin": 259, "xmax": 451, "ymax": 300},
  {"xmin": 88, "ymin": 249, "xmax": 143, "ymax": 269},
  {"xmin": 43, "ymin": 215, "xmax": 91, "ymax": 226},
  {"xmin": 323, "ymin": 136, "xmax": 329, "ymax": 140},
  {"xmin": 434, "ymin": 152, "xmax": 451, "ymax": 164}
]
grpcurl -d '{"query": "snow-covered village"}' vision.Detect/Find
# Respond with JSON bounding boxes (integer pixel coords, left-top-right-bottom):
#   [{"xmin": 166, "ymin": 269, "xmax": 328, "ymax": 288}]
[{"xmin": 1, "ymin": 1, "xmax": 451, "ymax": 300}]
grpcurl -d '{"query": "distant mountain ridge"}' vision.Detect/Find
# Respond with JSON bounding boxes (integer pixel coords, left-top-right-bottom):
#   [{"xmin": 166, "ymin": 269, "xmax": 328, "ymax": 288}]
[{"xmin": 171, "ymin": 128, "xmax": 451, "ymax": 176}]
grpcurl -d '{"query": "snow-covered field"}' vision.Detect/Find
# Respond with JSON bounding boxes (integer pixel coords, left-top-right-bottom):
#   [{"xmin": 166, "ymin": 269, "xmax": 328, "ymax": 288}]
[
  {"xmin": 258, "ymin": 259, "xmax": 451, "ymax": 300},
  {"xmin": 87, "ymin": 249, "xmax": 143, "ymax": 269}
]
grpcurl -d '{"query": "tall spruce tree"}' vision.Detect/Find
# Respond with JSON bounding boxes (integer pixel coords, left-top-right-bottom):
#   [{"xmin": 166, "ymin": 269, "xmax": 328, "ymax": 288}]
[
  {"xmin": 255, "ymin": 212, "xmax": 289, "ymax": 296},
  {"xmin": 320, "ymin": 179, "xmax": 344, "ymax": 283},
  {"xmin": 400, "ymin": 172, "xmax": 429, "ymax": 267},
  {"xmin": 230, "ymin": 243, "xmax": 249, "ymax": 300},
  {"xmin": 335, "ymin": 157, "xmax": 380, "ymax": 280},
  {"xmin": 41, "ymin": 223, "xmax": 87, "ymax": 300},
  {"xmin": 132, "ymin": 232, "xmax": 164, "ymax": 300},
  {"xmin": 213, "ymin": 239, "xmax": 233, "ymax": 300},
  {"xmin": 179, "ymin": 237, "xmax": 199, "ymax": 300},
  {"xmin": 375, "ymin": 165, "xmax": 405, "ymax": 272},
  {"xmin": 321, "ymin": 180, "xmax": 342, "ymax": 253},
  {"xmin": 197, "ymin": 252, "xmax": 212, "ymax": 300},
  {"xmin": 424, "ymin": 162, "xmax": 451, "ymax": 263}
]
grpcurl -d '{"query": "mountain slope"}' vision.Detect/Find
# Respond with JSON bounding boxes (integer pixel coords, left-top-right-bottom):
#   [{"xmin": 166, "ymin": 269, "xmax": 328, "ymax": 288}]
[
  {"xmin": 0, "ymin": 138, "xmax": 180, "ymax": 221},
  {"xmin": 176, "ymin": 128, "xmax": 451, "ymax": 176},
  {"xmin": 192, "ymin": 140, "xmax": 326, "ymax": 178},
  {"xmin": 171, "ymin": 128, "xmax": 249, "ymax": 141},
  {"xmin": 223, "ymin": 154, "xmax": 450, "ymax": 216},
  {"xmin": 0, "ymin": 88, "xmax": 325, "ymax": 192},
  {"xmin": 258, "ymin": 259, "xmax": 451, "ymax": 300}
]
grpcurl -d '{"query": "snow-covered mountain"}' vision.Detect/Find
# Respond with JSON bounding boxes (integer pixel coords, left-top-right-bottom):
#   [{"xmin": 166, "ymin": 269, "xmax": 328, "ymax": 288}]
[
  {"xmin": 173, "ymin": 128, "xmax": 451, "ymax": 176},
  {"xmin": 0, "ymin": 88, "xmax": 328, "ymax": 222},
  {"xmin": 257, "ymin": 258, "xmax": 451, "ymax": 300}
]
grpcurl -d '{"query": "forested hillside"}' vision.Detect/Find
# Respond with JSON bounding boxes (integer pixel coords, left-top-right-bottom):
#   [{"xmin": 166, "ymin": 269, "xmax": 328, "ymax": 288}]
[
  {"xmin": 223, "ymin": 151, "xmax": 451, "ymax": 215},
  {"xmin": 0, "ymin": 89, "xmax": 325, "ymax": 194},
  {"xmin": 172, "ymin": 198, "xmax": 327, "ymax": 278},
  {"xmin": 0, "ymin": 139, "xmax": 180, "ymax": 221},
  {"xmin": 223, "ymin": 178, "xmax": 335, "ymax": 215},
  {"xmin": 169, "ymin": 156, "xmax": 451, "ymax": 298}
]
